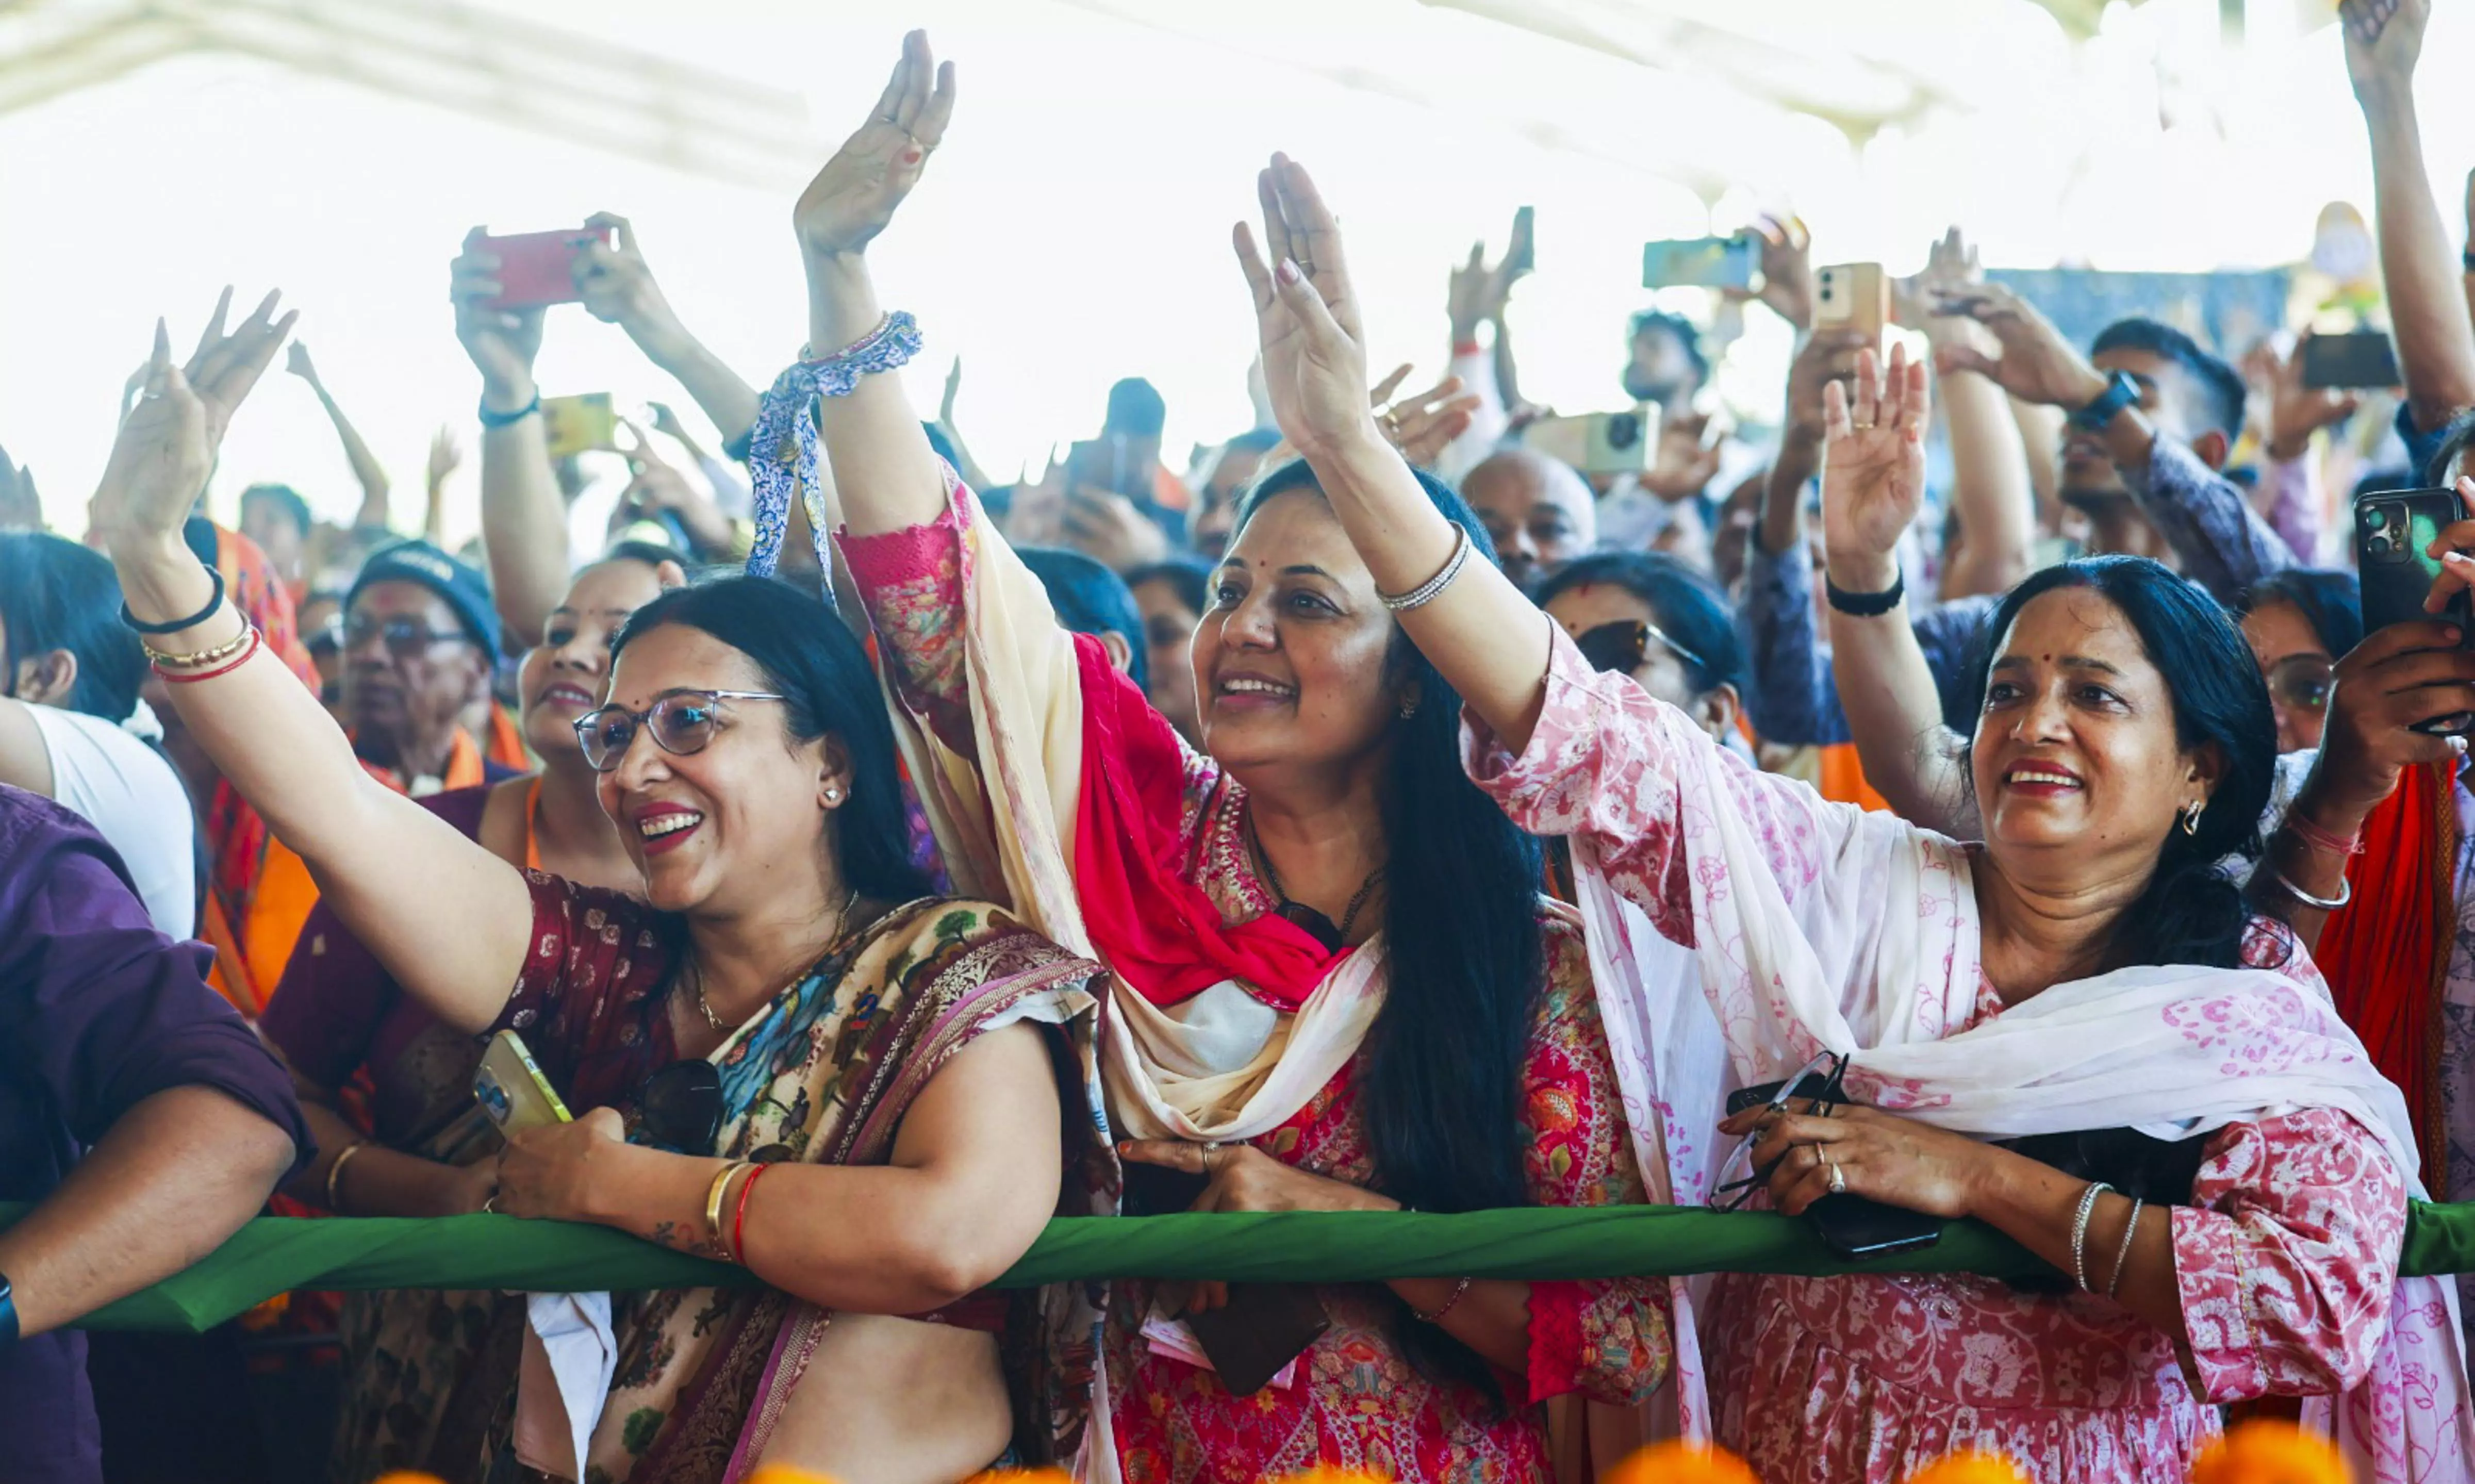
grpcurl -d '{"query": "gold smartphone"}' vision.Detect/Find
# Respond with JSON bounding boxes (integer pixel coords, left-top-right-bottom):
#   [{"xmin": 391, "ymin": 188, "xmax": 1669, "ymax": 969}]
[
  {"xmin": 474, "ymin": 1029, "xmax": 572, "ymax": 1134},
  {"xmin": 1814, "ymin": 262, "xmax": 1889, "ymax": 341},
  {"xmin": 542, "ymin": 393, "xmax": 619, "ymax": 460}
]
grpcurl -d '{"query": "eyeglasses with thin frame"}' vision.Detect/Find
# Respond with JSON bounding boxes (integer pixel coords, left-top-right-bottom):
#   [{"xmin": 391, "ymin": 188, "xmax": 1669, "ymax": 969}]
[
  {"xmin": 574, "ymin": 689, "xmax": 786, "ymax": 772},
  {"xmin": 1706, "ymin": 1049, "xmax": 1848, "ymax": 1212},
  {"xmin": 343, "ymin": 614, "xmax": 474, "ymax": 658},
  {"xmin": 1575, "ymin": 618, "xmax": 1707, "ymax": 680},
  {"xmin": 2264, "ymin": 654, "xmax": 2334, "ymax": 714}
]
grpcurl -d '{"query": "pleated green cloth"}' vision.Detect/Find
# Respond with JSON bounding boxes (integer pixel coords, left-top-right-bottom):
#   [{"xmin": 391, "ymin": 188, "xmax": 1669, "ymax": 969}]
[{"xmin": 14, "ymin": 1200, "xmax": 2474, "ymax": 1335}]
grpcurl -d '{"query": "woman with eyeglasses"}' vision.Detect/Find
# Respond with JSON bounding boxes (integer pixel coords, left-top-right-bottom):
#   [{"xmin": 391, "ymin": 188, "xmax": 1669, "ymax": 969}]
[
  {"xmin": 1240, "ymin": 155, "xmax": 2468, "ymax": 1481},
  {"xmin": 256, "ymin": 544, "xmax": 679, "ymax": 1482},
  {"xmin": 799, "ymin": 37, "xmax": 1669, "ymax": 1481},
  {"xmin": 86, "ymin": 294, "xmax": 1101, "ymax": 1484},
  {"xmin": 2234, "ymin": 569, "xmax": 2361, "ymax": 754}
]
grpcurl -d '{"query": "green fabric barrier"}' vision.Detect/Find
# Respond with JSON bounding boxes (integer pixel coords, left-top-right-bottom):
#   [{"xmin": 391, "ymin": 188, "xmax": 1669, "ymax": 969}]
[{"xmin": 11, "ymin": 1200, "xmax": 2471, "ymax": 1335}]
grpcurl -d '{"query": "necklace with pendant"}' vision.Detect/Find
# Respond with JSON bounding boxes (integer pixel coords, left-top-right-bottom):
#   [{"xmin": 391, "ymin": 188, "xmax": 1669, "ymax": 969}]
[{"xmin": 1247, "ymin": 817, "xmax": 1383, "ymax": 953}]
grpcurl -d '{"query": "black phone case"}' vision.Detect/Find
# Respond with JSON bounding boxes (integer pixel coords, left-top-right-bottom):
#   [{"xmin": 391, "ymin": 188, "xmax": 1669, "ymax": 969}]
[
  {"xmin": 1723, "ymin": 1074, "xmax": 1943, "ymax": 1260},
  {"xmin": 2356, "ymin": 488, "xmax": 2475, "ymax": 733},
  {"xmin": 1181, "ymin": 1283, "xmax": 1332, "ymax": 1396},
  {"xmin": 1120, "ymin": 1162, "xmax": 1209, "ymax": 1218}
]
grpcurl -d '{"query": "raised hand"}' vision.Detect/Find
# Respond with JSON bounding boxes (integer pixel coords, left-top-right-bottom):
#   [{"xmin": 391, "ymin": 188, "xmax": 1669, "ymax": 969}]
[
  {"xmin": 1785, "ymin": 328, "xmax": 1874, "ymax": 441},
  {"xmin": 450, "ymin": 229, "xmax": 544, "ymax": 405},
  {"xmin": 941, "ymin": 355, "xmax": 964, "ymax": 426},
  {"xmin": 573, "ymin": 212, "xmax": 692, "ymax": 362},
  {"xmin": 1445, "ymin": 208, "xmax": 1532, "ymax": 343},
  {"xmin": 94, "ymin": 288, "xmax": 297, "ymax": 548},
  {"xmin": 1820, "ymin": 343, "xmax": 1932, "ymax": 592},
  {"xmin": 794, "ymin": 30, "xmax": 955, "ymax": 259},
  {"xmin": 285, "ymin": 340, "xmax": 318, "ymax": 384},
  {"xmin": 1234, "ymin": 155, "xmax": 1377, "ymax": 461},
  {"xmin": 1726, "ymin": 213, "xmax": 1814, "ymax": 331},
  {"xmin": 2341, "ymin": 0, "xmax": 2426, "ymax": 101},
  {"xmin": 427, "ymin": 425, "xmax": 463, "ymax": 489},
  {"xmin": 2265, "ymin": 333, "xmax": 2363, "ymax": 460},
  {"xmin": 1373, "ymin": 369, "xmax": 1482, "ymax": 468},
  {"xmin": 1930, "ymin": 282, "xmax": 2109, "ymax": 411}
]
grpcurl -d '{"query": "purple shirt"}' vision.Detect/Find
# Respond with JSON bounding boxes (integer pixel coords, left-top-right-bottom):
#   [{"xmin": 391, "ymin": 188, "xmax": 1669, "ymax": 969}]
[{"xmin": 0, "ymin": 785, "xmax": 308, "ymax": 1484}]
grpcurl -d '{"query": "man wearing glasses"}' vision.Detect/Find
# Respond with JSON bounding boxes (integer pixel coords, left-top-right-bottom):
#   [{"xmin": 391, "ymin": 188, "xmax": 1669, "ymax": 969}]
[{"xmin": 338, "ymin": 540, "xmax": 508, "ymax": 797}]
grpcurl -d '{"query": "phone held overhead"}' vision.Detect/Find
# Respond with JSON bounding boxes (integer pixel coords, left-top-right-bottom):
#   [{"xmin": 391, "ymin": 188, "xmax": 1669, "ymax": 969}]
[
  {"xmin": 472, "ymin": 224, "xmax": 620, "ymax": 309},
  {"xmin": 2300, "ymin": 330, "xmax": 2401, "ymax": 390},
  {"xmin": 1641, "ymin": 236, "xmax": 1758, "ymax": 292},
  {"xmin": 2355, "ymin": 487, "xmax": 2475, "ymax": 735}
]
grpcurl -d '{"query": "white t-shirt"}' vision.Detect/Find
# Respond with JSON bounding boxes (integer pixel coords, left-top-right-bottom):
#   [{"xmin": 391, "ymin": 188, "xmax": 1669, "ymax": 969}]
[{"xmin": 29, "ymin": 704, "xmax": 197, "ymax": 938}]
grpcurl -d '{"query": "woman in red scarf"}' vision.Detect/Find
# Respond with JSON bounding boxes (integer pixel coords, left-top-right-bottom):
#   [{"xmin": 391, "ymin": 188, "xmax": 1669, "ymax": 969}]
[{"xmin": 800, "ymin": 36, "xmax": 1669, "ymax": 1480}]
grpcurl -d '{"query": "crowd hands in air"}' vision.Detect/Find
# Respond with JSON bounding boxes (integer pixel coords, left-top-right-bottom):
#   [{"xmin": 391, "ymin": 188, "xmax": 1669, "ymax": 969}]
[{"xmin": 9, "ymin": 3, "xmax": 2475, "ymax": 1482}]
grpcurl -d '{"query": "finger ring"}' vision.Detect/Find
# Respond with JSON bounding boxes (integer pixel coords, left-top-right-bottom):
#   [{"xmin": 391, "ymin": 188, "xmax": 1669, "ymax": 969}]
[
  {"xmin": 483, "ymin": 1194, "xmax": 498, "ymax": 1214},
  {"xmin": 1199, "ymin": 1140, "xmax": 1222, "ymax": 1175},
  {"xmin": 1851, "ymin": 419, "xmax": 1875, "ymax": 431},
  {"xmin": 1826, "ymin": 1157, "xmax": 1847, "ymax": 1194},
  {"xmin": 1378, "ymin": 411, "xmax": 1404, "ymax": 443}
]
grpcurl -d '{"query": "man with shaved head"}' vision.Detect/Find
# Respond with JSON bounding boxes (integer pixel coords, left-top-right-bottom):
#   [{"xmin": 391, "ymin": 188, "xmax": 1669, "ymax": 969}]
[{"xmin": 1462, "ymin": 447, "xmax": 1597, "ymax": 595}]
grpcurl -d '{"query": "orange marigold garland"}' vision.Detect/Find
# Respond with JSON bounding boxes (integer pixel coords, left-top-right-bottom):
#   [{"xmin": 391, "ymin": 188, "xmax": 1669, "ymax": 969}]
[
  {"xmin": 1605, "ymin": 1440, "xmax": 1763, "ymax": 1484},
  {"xmin": 1903, "ymin": 1452, "xmax": 2033, "ymax": 1484},
  {"xmin": 2190, "ymin": 1420, "xmax": 2352, "ymax": 1484}
]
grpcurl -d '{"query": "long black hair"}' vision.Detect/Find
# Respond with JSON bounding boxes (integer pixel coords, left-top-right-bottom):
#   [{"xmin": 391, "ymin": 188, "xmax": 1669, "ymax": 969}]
[
  {"xmin": 610, "ymin": 576, "xmax": 930, "ymax": 905},
  {"xmin": 0, "ymin": 531, "xmax": 147, "ymax": 722},
  {"xmin": 1964, "ymin": 556, "xmax": 2276, "ymax": 969},
  {"xmin": 1234, "ymin": 459, "xmax": 1546, "ymax": 1391}
]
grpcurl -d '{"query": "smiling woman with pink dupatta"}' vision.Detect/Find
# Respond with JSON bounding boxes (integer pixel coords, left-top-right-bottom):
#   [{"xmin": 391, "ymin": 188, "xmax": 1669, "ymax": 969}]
[{"xmin": 1228, "ymin": 152, "xmax": 2475, "ymax": 1483}]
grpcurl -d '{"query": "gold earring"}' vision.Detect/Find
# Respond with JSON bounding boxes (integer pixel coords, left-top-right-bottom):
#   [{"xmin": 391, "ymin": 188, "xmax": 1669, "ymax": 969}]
[{"xmin": 2181, "ymin": 801, "xmax": 2203, "ymax": 836}]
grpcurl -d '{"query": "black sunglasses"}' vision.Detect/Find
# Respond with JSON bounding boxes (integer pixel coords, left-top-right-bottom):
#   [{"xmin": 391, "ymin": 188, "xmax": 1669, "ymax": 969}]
[
  {"xmin": 1707, "ymin": 1049, "xmax": 1849, "ymax": 1213},
  {"xmin": 637, "ymin": 1061, "xmax": 724, "ymax": 1155},
  {"xmin": 573, "ymin": 689, "xmax": 786, "ymax": 772},
  {"xmin": 1575, "ymin": 618, "xmax": 1706, "ymax": 679}
]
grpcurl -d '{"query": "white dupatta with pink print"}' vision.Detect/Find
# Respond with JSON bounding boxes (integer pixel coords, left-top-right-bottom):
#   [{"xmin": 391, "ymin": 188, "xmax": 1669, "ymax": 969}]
[{"xmin": 1562, "ymin": 694, "xmax": 2475, "ymax": 1482}]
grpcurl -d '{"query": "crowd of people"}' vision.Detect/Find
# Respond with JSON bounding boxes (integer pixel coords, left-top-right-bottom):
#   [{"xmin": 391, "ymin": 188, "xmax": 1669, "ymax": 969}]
[{"xmin": 10, "ymin": 3, "xmax": 2475, "ymax": 1482}]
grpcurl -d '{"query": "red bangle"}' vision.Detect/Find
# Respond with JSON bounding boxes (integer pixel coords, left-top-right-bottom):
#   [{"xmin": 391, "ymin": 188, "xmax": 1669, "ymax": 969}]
[
  {"xmin": 731, "ymin": 1161, "xmax": 774, "ymax": 1263},
  {"xmin": 155, "ymin": 627, "xmax": 262, "ymax": 683},
  {"xmin": 2285, "ymin": 811, "xmax": 2365, "ymax": 856},
  {"xmin": 1451, "ymin": 339, "xmax": 1484, "ymax": 358}
]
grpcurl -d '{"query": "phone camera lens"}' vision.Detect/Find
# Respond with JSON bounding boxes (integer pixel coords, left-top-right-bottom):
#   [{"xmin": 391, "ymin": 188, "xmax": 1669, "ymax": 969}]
[{"xmin": 1607, "ymin": 413, "xmax": 1641, "ymax": 451}]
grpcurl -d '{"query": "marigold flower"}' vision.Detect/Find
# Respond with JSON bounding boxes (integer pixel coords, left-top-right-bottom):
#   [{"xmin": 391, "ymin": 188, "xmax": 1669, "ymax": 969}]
[
  {"xmin": 745, "ymin": 1469, "xmax": 842, "ymax": 1484},
  {"xmin": 1604, "ymin": 1440, "xmax": 1761, "ymax": 1484},
  {"xmin": 2190, "ymin": 1421, "xmax": 2350, "ymax": 1484},
  {"xmin": 1904, "ymin": 1452, "xmax": 2032, "ymax": 1484}
]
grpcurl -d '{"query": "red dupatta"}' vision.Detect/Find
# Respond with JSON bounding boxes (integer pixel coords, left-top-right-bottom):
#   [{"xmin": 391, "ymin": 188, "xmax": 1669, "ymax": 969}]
[
  {"xmin": 2314, "ymin": 757, "xmax": 2457, "ymax": 1177},
  {"xmin": 1066, "ymin": 635, "xmax": 1346, "ymax": 1012}
]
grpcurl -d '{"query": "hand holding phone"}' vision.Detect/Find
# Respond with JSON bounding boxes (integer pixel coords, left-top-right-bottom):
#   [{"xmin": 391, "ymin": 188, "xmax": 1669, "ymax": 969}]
[
  {"xmin": 2355, "ymin": 486, "xmax": 2475, "ymax": 733},
  {"xmin": 1642, "ymin": 237, "xmax": 1758, "ymax": 291},
  {"xmin": 2299, "ymin": 330, "xmax": 2401, "ymax": 390},
  {"xmin": 473, "ymin": 225, "xmax": 618, "ymax": 310},
  {"xmin": 475, "ymin": 1030, "xmax": 572, "ymax": 1134}
]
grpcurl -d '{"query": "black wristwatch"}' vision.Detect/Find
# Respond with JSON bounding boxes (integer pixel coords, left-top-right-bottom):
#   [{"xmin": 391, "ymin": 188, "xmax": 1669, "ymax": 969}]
[{"xmin": 2071, "ymin": 369, "xmax": 2141, "ymax": 432}]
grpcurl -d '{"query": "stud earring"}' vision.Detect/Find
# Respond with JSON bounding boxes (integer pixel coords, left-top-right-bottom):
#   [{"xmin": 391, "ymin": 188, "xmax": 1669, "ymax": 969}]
[{"xmin": 824, "ymin": 786, "xmax": 843, "ymax": 805}]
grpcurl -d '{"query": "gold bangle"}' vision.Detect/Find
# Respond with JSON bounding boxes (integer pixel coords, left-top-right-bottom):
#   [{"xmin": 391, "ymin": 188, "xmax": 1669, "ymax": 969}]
[
  {"xmin": 142, "ymin": 619, "xmax": 252, "ymax": 669},
  {"xmin": 325, "ymin": 1140, "xmax": 371, "ymax": 1212},
  {"xmin": 704, "ymin": 1161, "xmax": 752, "ymax": 1253}
]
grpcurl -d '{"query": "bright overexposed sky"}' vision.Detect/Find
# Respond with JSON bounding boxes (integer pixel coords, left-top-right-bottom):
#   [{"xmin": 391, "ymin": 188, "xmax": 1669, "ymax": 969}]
[{"xmin": 4, "ymin": 0, "xmax": 2470, "ymax": 542}]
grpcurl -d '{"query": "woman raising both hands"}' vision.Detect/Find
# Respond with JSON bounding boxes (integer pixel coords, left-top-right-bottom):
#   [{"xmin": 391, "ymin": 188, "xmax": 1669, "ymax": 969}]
[
  {"xmin": 1243, "ymin": 159, "xmax": 2472, "ymax": 1481},
  {"xmin": 788, "ymin": 33, "xmax": 1670, "ymax": 1481},
  {"xmin": 88, "ymin": 291, "xmax": 1101, "ymax": 1484}
]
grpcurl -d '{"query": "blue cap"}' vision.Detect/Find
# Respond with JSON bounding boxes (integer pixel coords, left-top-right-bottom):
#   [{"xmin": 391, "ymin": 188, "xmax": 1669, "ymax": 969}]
[{"xmin": 345, "ymin": 539, "xmax": 501, "ymax": 658}]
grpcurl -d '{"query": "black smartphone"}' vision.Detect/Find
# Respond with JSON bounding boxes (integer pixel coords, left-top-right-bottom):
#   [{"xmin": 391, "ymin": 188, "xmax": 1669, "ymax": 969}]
[
  {"xmin": 2301, "ymin": 331, "xmax": 2401, "ymax": 390},
  {"xmin": 1181, "ymin": 1284, "xmax": 1331, "ymax": 1395},
  {"xmin": 1720, "ymin": 1074, "xmax": 1942, "ymax": 1260},
  {"xmin": 1120, "ymin": 1162, "xmax": 1208, "ymax": 1218},
  {"xmin": 2355, "ymin": 487, "xmax": 2475, "ymax": 734}
]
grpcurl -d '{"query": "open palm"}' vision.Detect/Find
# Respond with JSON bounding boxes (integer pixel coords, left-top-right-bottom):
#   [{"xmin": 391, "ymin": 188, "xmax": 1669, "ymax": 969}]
[
  {"xmin": 794, "ymin": 30, "xmax": 955, "ymax": 258},
  {"xmin": 1233, "ymin": 155, "xmax": 1374, "ymax": 459},
  {"xmin": 93, "ymin": 288, "xmax": 295, "ymax": 546},
  {"xmin": 1820, "ymin": 344, "xmax": 1932, "ymax": 574}
]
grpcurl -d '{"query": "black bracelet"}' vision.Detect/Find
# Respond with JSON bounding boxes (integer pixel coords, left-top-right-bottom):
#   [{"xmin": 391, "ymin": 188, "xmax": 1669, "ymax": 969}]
[
  {"xmin": 1825, "ymin": 569, "xmax": 1906, "ymax": 617},
  {"xmin": 477, "ymin": 391, "xmax": 541, "ymax": 430},
  {"xmin": 119, "ymin": 562, "xmax": 225, "ymax": 635},
  {"xmin": 0, "ymin": 1271, "xmax": 15, "ymax": 1359}
]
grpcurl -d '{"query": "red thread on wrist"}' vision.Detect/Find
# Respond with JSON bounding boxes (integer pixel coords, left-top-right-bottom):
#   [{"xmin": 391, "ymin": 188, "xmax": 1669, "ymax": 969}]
[
  {"xmin": 732, "ymin": 1161, "xmax": 774, "ymax": 1264},
  {"xmin": 2286, "ymin": 811, "xmax": 2366, "ymax": 856},
  {"xmin": 1451, "ymin": 339, "xmax": 1483, "ymax": 358}
]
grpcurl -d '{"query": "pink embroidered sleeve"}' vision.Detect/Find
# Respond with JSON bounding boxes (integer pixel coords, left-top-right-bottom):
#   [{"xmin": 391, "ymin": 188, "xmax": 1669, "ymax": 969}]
[
  {"xmin": 2171, "ymin": 1106, "xmax": 2406, "ymax": 1401},
  {"xmin": 1519, "ymin": 923, "xmax": 1673, "ymax": 1407},
  {"xmin": 1462, "ymin": 624, "xmax": 1860, "ymax": 946},
  {"xmin": 837, "ymin": 479, "xmax": 976, "ymax": 750}
]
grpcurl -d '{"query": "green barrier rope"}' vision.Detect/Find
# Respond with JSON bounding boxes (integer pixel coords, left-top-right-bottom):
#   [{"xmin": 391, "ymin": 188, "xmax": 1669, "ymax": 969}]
[{"xmin": 11, "ymin": 1198, "xmax": 2475, "ymax": 1336}]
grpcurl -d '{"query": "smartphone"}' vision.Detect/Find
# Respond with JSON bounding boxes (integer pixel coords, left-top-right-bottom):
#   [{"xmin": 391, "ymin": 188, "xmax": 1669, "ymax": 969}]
[
  {"xmin": 475, "ymin": 226, "xmax": 616, "ymax": 309},
  {"xmin": 1524, "ymin": 407, "xmax": 1657, "ymax": 475},
  {"xmin": 1814, "ymin": 263, "xmax": 1889, "ymax": 340},
  {"xmin": 1504, "ymin": 206, "xmax": 1535, "ymax": 275},
  {"xmin": 474, "ymin": 1030, "xmax": 572, "ymax": 1134},
  {"xmin": 1065, "ymin": 436, "xmax": 1148, "ymax": 501},
  {"xmin": 1642, "ymin": 236, "xmax": 1757, "ymax": 291},
  {"xmin": 1720, "ymin": 1071, "xmax": 1941, "ymax": 1260},
  {"xmin": 2301, "ymin": 331, "xmax": 2401, "ymax": 390},
  {"xmin": 543, "ymin": 393, "xmax": 620, "ymax": 460},
  {"xmin": 2355, "ymin": 487, "xmax": 2475, "ymax": 734}
]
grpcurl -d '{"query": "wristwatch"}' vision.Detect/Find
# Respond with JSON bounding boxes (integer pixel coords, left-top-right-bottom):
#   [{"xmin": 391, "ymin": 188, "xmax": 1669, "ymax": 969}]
[{"xmin": 2071, "ymin": 369, "xmax": 2142, "ymax": 432}]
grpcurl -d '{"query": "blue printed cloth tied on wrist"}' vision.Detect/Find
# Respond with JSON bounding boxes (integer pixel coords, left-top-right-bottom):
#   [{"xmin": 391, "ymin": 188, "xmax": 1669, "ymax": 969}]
[{"xmin": 742, "ymin": 310, "xmax": 924, "ymax": 589}]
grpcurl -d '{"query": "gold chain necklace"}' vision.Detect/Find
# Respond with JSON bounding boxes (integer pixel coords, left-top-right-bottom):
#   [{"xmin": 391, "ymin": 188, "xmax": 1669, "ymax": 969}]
[{"xmin": 692, "ymin": 882, "xmax": 861, "ymax": 1034}]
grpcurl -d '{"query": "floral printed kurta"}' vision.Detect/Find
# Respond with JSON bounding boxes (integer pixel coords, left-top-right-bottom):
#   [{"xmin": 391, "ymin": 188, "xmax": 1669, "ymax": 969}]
[
  {"xmin": 1464, "ymin": 630, "xmax": 2410, "ymax": 1484},
  {"xmin": 841, "ymin": 498, "xmax": 1672, "ymax": 1483}
]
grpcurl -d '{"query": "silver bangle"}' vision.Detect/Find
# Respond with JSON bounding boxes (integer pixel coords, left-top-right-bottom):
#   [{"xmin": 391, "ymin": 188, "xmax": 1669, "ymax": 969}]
[
  {"xmin": 1379, "ymin": 525, "xmax": 1472, "ymax": 612},
  {"xmin": 2070, "ymin": 1180, "xmax": 2114, "ymax": 1292},
  {"xmin": 2272, "ymin": 867, "xmax": 2352, "ymax": 911},
  {"xmin": 2105, "ymin": 1196, "xmax": 2144, "ymax": 1297}
]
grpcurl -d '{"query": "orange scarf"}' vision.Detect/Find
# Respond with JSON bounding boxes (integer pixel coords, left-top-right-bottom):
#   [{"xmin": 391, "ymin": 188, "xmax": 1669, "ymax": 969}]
[{"xmin": 2313, "ymin": 757, "xmax": 2457, "ymax": 1178}]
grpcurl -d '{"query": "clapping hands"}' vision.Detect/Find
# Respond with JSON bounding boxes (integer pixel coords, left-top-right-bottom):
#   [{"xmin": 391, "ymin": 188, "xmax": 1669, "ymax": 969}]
[{"xmin": 93, "ymin": 288, "xmax": 296, "ymax": 552}]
